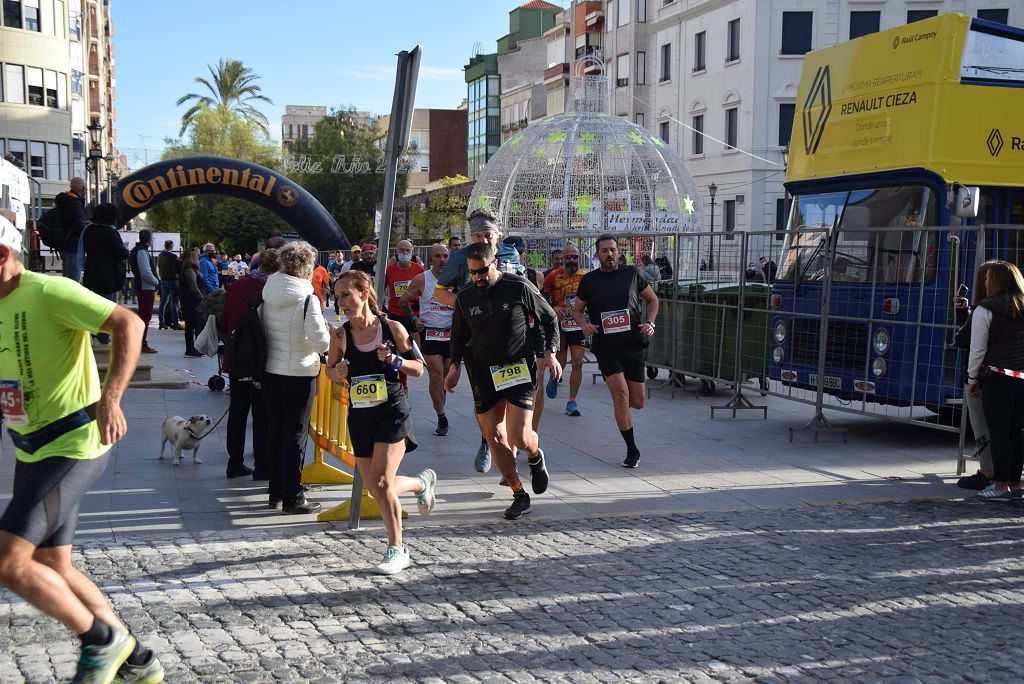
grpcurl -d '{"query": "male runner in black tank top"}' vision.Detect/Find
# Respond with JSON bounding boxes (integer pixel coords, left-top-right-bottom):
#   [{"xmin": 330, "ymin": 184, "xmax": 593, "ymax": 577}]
[
  {"xmin": 573, "ymin": 234, "xmax": 659, "ymax": 468},
  {"xmin": 445, "ymin": 242, "xmax": 562, "ymax": 520}
]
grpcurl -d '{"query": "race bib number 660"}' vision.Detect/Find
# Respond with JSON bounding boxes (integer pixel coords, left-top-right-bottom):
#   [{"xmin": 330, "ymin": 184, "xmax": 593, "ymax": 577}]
[
  {"xmin": 350, "ymin": 374, "xmax": 387, "ymax": 408},
  {"xmin": 600, "ymin": 309, "xmax": 630, "ymax": 334}
]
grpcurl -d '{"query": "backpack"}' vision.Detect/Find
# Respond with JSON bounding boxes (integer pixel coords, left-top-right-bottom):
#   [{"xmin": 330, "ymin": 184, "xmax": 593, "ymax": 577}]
[
  {"xmin": 36, "ymin": 206, "xmax": 67, "ymax": 250},
  {"xmin": 228, "ymin": 299, "xmax": 267, "ymax": 382}
]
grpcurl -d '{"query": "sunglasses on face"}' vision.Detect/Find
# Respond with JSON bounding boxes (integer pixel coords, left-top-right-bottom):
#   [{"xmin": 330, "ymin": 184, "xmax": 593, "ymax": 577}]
[
  {"xmin": 564, "ymin": 255, "xmax": 580, "ymax": 261},
  {"xmin": 467, "ymin": 262, "xmax": 492, "ymax": 276}
]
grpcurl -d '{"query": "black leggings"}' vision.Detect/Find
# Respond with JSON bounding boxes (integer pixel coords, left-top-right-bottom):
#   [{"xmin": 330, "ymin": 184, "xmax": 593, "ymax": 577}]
[
  {"xmin": 980, "ymin": 374, "xmax": 1024, "ymax": 482},
  {"xmin": 262, "ymin": 373, "xmax": 316, "ymax": 503}
]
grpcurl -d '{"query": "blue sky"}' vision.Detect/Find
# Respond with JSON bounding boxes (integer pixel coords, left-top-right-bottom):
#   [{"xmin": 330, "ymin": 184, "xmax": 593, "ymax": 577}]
[{"xmin": 114, "ymin": 0, "xmax": 564, "ymax": 168}]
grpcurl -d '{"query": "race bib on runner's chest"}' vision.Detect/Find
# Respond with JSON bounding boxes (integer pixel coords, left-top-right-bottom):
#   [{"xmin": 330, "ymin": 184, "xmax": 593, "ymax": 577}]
[
  {"xmin": 393, "ymin": 280, "xmax": 412, "ymax": 298},
  {"xmin": 425, "ymin": 328, "xmax": 451, "ymax": 342},
  {"xmin": 560, "ymin": 308, "xmax": 581, "ymax": 332},
  {"xmin": 489, "ymin": 359, "xmax": 531, "ymax": 391},
  {"xmin": 600, "ymin": 309, "xmax": 630, "ymax": 334},
  {"xmin": 0, "ymin": 379, "xmax": 28, "ymax": 426},
  {"xmin": 350, "ymin": 374, "xmax": 387, "ymax": 408}
]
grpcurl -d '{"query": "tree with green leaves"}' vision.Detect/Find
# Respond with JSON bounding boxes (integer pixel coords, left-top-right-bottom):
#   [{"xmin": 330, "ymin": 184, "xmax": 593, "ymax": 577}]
[
  {"xmin": 176, "ymin": 58, "xmax": 273, "ymax": 137},
  {"xmin": 289, "ymin": 109, "xmax": 409, "ymax": 248},
  {"xmin": 409, "ymin": 175, "xmax": 471, "ymax": 243}
]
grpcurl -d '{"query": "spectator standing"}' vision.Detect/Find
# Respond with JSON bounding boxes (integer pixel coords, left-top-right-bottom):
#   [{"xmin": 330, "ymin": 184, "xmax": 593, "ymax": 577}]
[
  {"xmin": 179, "ymin": 248, "xmax": 206, "ymax": 357},
  {"xmin": 261, "ymin": 241, "xmax": 330, "ymax": 514},
  {"xmin": 968, "ymin": 261, "xmax": 1024, "ymax": 502},
  {"xmin": 80, "ymin": 203, "xmax": 129, "ymax": 345},
  {"xmin": 129, "ymin": 231, "xmax": 159, "ymax": 354},
  {"xmin": 199, "ymin": 243, "xmax": 219, "ymax": 292},
  {"xmin": 656, "ymin": 256, "xmax": 673, "ymax": 281},
  {"xmin": 954, "ymin": 261, "xmax": 995, "ymax": 490},
  {"xmin": 55, "ymin": 177, "xmax": 88, "ymax": 281},
  {"xmin": 156, "ymin": 240, "xmax": 181, "ymax": 330},
  {"xmin": 220, "ymin": 248, "xmax": 279, "ymax": 480},
  {"xmin": 760, "ymin": 257, "xmax": 778, "ymax": 283},
  {"xmin": 311, "ymin": 260, "xmax": 330, "ymax": 312},
  {"xmin": 640, "ymin": 255, "xmax": 662, "ymax": 285}
]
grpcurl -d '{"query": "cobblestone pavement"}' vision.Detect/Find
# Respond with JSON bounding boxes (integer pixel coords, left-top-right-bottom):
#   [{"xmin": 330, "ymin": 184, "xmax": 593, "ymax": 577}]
[{"xmin": 2, "ymin": 499, "xmax": 1022, "ymax": 682}]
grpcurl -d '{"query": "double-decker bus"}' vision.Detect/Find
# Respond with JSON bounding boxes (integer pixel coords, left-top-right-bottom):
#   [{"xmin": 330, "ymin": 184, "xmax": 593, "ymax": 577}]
[{"xmin": 770, "ymin": 13, "xmax": 1024, "ymax": 422}]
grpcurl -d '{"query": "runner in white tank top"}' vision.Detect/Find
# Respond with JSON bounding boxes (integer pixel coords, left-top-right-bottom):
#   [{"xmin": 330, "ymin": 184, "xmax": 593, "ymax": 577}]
[{"xmin": 400, "ymin": 245, "xmax": 456, "ymax": 435}]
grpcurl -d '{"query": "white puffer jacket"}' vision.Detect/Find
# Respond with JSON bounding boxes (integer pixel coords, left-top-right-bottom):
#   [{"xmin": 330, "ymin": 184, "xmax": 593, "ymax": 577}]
[{"xmin": 261, "ymin": 272, "xmax": 330, "ymax": 377}]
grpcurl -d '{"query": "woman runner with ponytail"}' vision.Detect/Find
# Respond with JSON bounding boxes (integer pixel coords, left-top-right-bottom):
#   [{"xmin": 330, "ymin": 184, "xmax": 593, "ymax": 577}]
[{"xmin": 325, "ymin": 270, "xmax": 437, "ymax": 575}]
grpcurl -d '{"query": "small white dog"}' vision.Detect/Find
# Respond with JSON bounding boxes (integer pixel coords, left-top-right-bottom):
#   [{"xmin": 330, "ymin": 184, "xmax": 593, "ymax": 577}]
[{"xmin": 159, "ymin": 415, "xmax": 212, "ymax": 465}]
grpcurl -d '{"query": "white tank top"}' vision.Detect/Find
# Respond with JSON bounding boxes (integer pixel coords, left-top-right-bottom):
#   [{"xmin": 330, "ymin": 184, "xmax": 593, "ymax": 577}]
[{"xmin": 418, "ymin": 270, "xmax": 454, "ymax": 329}]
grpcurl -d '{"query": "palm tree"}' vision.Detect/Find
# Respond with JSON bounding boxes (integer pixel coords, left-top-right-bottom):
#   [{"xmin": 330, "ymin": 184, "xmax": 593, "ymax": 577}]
[{"xmin": 176, "ymin": 58, "xmax": 273, "ymax": 137}]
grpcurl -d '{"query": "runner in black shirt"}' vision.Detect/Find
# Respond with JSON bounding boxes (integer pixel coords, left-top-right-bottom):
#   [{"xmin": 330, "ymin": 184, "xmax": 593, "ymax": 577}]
[
  {"xmin": 573, "ymin": 234, "xmax": 659, "ymax": 468},
  {"xmin": 446, "ymin": 242, "xmax": 562, "ymax": 520}
]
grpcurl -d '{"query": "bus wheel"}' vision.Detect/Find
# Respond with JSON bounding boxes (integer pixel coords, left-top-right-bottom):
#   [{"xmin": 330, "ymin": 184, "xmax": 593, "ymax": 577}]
[
  {"xmin": 646, "ymin": 366, "xmax": 658, "ymax": 380},
  {"xmin": 699, "ymin": 379, "xmax": 715, "ymax": 396}
]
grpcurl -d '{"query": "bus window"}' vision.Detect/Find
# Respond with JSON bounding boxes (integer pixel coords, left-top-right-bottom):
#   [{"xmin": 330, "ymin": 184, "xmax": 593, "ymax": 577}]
[{"xmin": 779, "ymin": 185, "xmax": 938, "ymax": 284}]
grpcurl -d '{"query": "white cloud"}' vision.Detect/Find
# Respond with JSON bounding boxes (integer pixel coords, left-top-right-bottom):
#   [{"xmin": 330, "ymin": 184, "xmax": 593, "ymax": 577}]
[{"xmin": 342, "ymin": 64, "xmax": 463, "ymax": 82}]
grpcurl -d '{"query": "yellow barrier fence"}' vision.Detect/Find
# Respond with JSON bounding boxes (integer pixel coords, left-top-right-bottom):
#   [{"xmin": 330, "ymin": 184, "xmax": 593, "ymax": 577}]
[{"xmin": 302, "ymin": 366, "xmax": 406, "ymax": 522}]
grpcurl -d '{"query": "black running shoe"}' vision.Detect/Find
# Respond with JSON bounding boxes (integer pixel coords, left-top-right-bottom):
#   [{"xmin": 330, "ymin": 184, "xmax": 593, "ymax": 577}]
[
  {"xmin": 504, "ymin": 491, "xmax": 532, "ymax": 520},
  {"xmin": 622, "ymin": 450, "xmax": 640, "ymax": 468},
  {"xmin": 957, "ymin": 470, "xmax": 991, "ymax": 490},
  {"xmin": 528, "ymin": 449, "xmax": 549, "ymax": 494},
  {"xmin": 434, "ymin": 415, "xmax": 449, "ymax": 436}
]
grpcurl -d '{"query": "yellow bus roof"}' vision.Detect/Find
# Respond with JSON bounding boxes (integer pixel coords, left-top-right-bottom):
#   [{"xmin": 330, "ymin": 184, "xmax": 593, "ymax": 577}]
[{"xmin": 788, "ymin": 13, "xmax": 1024, "ymax": 187}]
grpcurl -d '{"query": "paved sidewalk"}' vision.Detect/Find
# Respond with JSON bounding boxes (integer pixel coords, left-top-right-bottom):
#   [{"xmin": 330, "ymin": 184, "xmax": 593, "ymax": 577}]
[
  {"xmin": 1, "ymin": 500, "xmax": 1021, "ymax": 682},
  {"xmin": 0, "ymin": 324, "xmax": 967, "ymax": 542}
]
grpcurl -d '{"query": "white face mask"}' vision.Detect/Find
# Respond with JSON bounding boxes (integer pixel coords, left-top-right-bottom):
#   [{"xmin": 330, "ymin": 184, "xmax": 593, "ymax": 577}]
[{"xmin": 397, "ymin": 253, "xmax": 412, "ymax": 264}]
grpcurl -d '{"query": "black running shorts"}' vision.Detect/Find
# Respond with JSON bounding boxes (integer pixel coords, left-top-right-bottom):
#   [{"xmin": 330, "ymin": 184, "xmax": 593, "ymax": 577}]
[
  {"xmin": 389, "ymin": 314, "xmax": 418, "ymax": 336},
  {"xmin": 560, "ymin": 329, "xmax": 586, "ymax": 349},
  {"xmin": 421, "ymin": 329, "xmax": 451, "ymax": 359},
  {"xmin": 348, "ymin": 399, "xmax": 418, "ymax": 458},
  {"xmin": 593, "ymin": 343, "xmax": 646, "ymax": 384},
  {"xmin": 464, "ymin": 356, "xmax": 537, "ymax": 415},
  {"xmin": 0, "ymin": 452, "xmax": 110, "ymax": 548}
]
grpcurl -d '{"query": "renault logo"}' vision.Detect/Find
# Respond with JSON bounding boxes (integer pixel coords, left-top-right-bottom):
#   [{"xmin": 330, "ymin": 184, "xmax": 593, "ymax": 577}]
[
  {"xmin": 987, "ymin": 128, "xmax": 1004, "ymax": 156},
  {"xmin": 802, "ymin": 65, "xmax": 832, "ymax": 155},
  {"xmin": 892, "ymin": 37, "xmax": 900, "ymax": 50}
]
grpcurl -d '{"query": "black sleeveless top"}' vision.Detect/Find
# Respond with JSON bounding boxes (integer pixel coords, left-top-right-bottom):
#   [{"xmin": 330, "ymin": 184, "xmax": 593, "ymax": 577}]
[{"xmin": 343, "ymin": 316, "xmax": 405, "ymax": 408}]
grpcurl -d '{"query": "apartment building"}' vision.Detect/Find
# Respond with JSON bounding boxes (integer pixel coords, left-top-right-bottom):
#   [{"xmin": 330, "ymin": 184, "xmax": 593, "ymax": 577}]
[
  {"xmin": 378, "ymin": 108, "xmax": 468, "ymax": 196},
  {"xmin": 0, "ymin": 0, "xmax": 119, "ymax": 206},
  {"xmin": 605, "ymin": 0, "xmax": 1019, "ymax": 240}
]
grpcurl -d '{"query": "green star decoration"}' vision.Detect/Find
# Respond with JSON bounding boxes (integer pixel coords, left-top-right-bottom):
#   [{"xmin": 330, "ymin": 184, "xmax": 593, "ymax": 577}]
[
  {"xmin": 651, "ymin": 135, "xmax": 668, "ymax": 148},
  {"xmin": 680, "ymin": 196, "xmax": 695, "ymax": 214},
  {"xmin": 628, "ymin": 132, "xmax": 646, "ymax": 145},
  {"xmin": 508, "ymin": 134, "xmax": 524, "ymax": 147},
  {"xmin": 577, "ymin": 144, "xmax": 593, "ymax": 156},
  {"xmin": 656, "ymin": 197, "xmax": 667, "ymax": 210},
  {"xmin": 548, "ymin": 131, "xmax": 567, "ymax": 143},
  {"xmin": 534, "ymin": 147, "xmax": 547, "ymax": 159},
  {"xmin": 535, "ymin": 196, "xmax": 548, "ymax": 209},
  {"xmin": 610, "ymin": 143, "xmax": 627, "ymax": 155},
  {"xmin": 509, "ymin": 203, "xmax": 522, "ymax": 215},
  {"xmin": 576, "ymin": 195, "xmax": 594, "ymax": 216},
  {"xmin": 476, "ymin": 196, "xmax": 492, "ymax": 209},
  {"xmin": 580, "ymin": 132, "xmax": 597, "ymax": 142}
]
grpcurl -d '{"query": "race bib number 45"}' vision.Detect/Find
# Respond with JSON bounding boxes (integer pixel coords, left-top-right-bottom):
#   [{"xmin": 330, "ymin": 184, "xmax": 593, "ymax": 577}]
[
  {"xmin": 350, "ymin": 374, "xmax": 387, "ymax": 408},
  {"xmin": 600, "ymin": 309, "xmax": 630, "ymax": 334},
  {"xmin": 489, "ymin": 359, "xmax": 531, "ymax": 391},
  {"xmin": 0, "ymin": 379, "xmax": 28, "ymax": 426}
]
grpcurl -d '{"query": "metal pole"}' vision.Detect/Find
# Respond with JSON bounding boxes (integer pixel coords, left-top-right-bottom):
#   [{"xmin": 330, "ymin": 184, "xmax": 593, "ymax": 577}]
[{"xmin": 349, "ymin": 46, "xmax": 421, "ymax": 531}]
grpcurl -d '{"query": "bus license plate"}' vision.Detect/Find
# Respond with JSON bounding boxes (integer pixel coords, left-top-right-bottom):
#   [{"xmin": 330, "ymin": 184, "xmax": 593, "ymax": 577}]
[{"xmin": 809, "ymin": 374, "xmax": 842, "ymax": 391}]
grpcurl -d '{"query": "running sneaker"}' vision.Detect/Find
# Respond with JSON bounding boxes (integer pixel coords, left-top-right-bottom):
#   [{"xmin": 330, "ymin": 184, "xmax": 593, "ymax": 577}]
[
  {"xmin": 375, "ymin": 545, "xmax": 411, "ymax": 575},
  {"xmin": 622, "ymin": 450, "xmax": 640, "ymax": 469},
  {"xmin": 72, "ymin": 629, "xmax": 136, "ymax": 684},
  {"xmin": 474, "ymin": 441, "xmax": 492, "ymax": 473},
  {"xmin": 565, "ymin": 400, "xmax": 581, "ymax": 417},
  {"xmin": 1012, "ymin": 488, "xmax": 1024, "ymax": 500},
  {"xmin": 528, "ymin": 450, "xmax": 549, "ymax": 495},
  {"xmin": 113, "ymin": 653, "xmax": 165, "ymax": 684},
  {"xmin": 504, "ymin": 491, "xmax": 532, "ymax": 520},
  {"xmin": 956, "ymin": 470, "xmax": 991, "ymax": 490},
  {"xmin": 416, "ymin": 469, "xmax": 437, "ymax": 516},
  {"xmin": 975, "ymin": 484, "xmax": 1013, "ymax": 502},
  {"xmin": 545, "ymin": 374, "xmax": 559, "ymax": 399},
  {"xmin": 434, "ymin": 415, "xmax": 449, "ymax": 436}
]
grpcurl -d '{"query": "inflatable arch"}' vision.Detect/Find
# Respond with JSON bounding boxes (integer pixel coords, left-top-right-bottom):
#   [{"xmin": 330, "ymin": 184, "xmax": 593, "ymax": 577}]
[{"xmin": 113, "ymin": 155, "xmax": 350, "ymax": 250}]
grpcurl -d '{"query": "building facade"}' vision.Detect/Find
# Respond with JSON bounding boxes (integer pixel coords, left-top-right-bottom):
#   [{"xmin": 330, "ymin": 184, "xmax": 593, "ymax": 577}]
[
  {"xmin": 280, "ymin": 105, "xmax": 327, "ymax": 155},
  {"xmin": 603, "ymin": 0, "xmax": 1019, "ymax": 240},
  {"xmin": 379, "ymin": 108, "xmax": 469, "ymax": 196},
  {"xmin": 0, "ymin": 0, "xmax": 118, "ymax": 208}
]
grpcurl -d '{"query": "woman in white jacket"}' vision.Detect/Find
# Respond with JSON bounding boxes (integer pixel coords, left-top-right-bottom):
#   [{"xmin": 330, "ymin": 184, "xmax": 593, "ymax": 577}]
[{"xmin": 261, "ymin": 241, "xmax": 330, "ymax": 514}]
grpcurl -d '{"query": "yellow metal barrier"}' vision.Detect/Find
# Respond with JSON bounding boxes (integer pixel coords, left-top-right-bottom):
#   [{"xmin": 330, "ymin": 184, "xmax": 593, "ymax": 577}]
[{"xmin": 302, "ymin": 366, "xmax": 405, "ymax": 522}]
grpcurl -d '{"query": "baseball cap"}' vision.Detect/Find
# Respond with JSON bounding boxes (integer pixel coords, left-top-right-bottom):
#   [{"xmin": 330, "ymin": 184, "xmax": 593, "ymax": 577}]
[
  {"xmin": 0, "ymin": 214, "xmax": 23, "ymax": 254},
  {"xmin": 351, "ymin": 245, "xmax": 362, "ymax": 253},
  {"xmin": 361, "ymin": 243, "xmax": 376, "ymax": 252}
]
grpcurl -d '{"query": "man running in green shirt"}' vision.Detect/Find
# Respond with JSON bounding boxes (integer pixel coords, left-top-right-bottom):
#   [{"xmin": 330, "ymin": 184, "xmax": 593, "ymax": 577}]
[{"xmin": 0, "ymin": 210, "xmax": 164, "ymax": 683}]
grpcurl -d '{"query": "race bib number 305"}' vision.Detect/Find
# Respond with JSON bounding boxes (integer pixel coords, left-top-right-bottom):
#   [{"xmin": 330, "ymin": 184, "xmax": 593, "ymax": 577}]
[
  {"xmin": 489, "ymin": 359, "xmax": 531, "ymax": 391},
  {"xmin": 0, "ymin": 379, "xmax": 28, "ymax": 426},
  {"xmin": 350, "ymin": 374, "xmax": 387, "ymax": 408},
  {"xmin": 600, "ymin": 309, "xmax": 631, "ymax": 334}
]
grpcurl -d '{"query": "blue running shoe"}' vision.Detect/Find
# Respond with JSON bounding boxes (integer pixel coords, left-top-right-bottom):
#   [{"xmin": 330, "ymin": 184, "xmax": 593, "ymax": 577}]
[
  {"xmin": 474, "ymin": 441, "xmax": 492, "ymax": 473},
  {"xmin": 545, "ymin": 374, "xmax": 559, "ymax": 399},
  {"xmin": 72, "ymin": 629, "xmax": 136, "ymax": 684},
  {"xmin": 565, "ymin": 400, "xmax": 581, "ymax": 416}
]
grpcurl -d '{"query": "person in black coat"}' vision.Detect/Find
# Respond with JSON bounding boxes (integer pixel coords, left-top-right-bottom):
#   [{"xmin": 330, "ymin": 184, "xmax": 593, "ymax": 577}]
[
  {"xmin": 80, "ymin": 203, "xmax": 128, "ymax": 344},
  {"xmin": 179, "ymin": 247, "xmax": 207, "ymax": 357},
  {"xmin": 55, "ymin": 177, "xmax": 88, "ymax": 281}
]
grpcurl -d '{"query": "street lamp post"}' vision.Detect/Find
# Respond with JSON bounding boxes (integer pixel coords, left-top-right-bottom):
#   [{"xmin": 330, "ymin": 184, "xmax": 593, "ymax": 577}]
[
  {"xmin": 707, "ymin": 182, "xmax": 718, "ymax": 272},
  {"xmin": 86, "ymin": 121, "xmax": 105, "ymax": 205},
  {"xmin": 104, "ymin": 153, "xmax": 116, "ymax": 203}
]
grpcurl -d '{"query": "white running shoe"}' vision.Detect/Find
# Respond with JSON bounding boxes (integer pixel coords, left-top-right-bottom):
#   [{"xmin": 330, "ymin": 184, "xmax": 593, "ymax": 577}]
[{"xmin": 375, "ymin": 545, "xmax": 411, "ymax": 575}]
